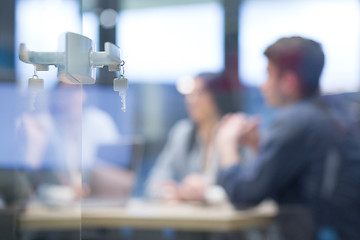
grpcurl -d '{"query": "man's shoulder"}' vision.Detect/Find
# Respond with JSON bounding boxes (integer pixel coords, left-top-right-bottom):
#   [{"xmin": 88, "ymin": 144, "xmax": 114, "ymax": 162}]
[
  {"xmin": 275, "ymin": 98, "xmax": 325, "ymax": 125},
  {"xmin": 268, "ymin": 98, "xmax": 327, "ymax": 140},
  {"xmin": 281, "ymin": 98, "xmax": 320, "ymax": 116}
]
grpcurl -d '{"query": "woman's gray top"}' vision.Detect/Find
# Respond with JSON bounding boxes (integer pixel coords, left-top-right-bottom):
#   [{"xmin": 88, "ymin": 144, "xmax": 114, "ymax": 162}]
[{"xmin": 144, "ymin": 119, "xmax": 219, "ymax": 198}]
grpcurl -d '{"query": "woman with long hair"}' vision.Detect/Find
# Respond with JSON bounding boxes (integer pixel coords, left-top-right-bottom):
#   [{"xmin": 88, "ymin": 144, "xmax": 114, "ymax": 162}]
[{"xmin": 145, "ymin": 72, "xmax": 239, "ymax": 202}]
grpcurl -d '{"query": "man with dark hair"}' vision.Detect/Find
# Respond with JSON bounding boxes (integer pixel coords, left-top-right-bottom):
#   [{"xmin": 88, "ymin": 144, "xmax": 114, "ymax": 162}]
[
  {"xmin": 217, "ymin": 36, "xmax": 360, "ymax": 240},
  {"xmin": 264, "ymin": 36, "xmax": 324, "ymax": 98}
]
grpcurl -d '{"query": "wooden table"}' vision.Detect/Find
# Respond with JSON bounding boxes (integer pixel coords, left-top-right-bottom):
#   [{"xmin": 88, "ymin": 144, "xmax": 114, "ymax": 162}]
[{"xmin": 20, "ymin": 199, "xmax": 277, "ymax": 232}]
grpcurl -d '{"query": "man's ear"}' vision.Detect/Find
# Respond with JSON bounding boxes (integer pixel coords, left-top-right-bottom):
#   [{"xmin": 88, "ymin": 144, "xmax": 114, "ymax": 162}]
[{"xmin": 280, "ymin": 70, "xmax": 301, "ymax": 97}]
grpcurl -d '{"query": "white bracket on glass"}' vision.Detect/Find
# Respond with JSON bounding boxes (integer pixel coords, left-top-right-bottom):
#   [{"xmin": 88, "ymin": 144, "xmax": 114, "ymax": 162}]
[{"xmin": 19, "ymin": 32, "xmax": 128, "ymax": 111}]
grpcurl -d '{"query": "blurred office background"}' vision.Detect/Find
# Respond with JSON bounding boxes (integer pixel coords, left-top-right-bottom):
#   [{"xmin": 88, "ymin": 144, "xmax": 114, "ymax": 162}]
[
  {"xmin": 0, "ymin": 1, "xmax": 359, "ymax": 238},
  {"xmin": 1, "ymin": 0, "xmax": 360, "ymax": 196},
  {"xmin": 0, "ymin": 0, "xmax": 359, "ymax": 194}
]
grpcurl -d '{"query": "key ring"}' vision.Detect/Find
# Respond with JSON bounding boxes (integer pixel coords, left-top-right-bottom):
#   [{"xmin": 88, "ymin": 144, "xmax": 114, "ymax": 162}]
[
  {"xmin": 32, "ymin": 66, "xmax": 39, "ymax": 79},
  {"xmin": 120, "ymin": 60, "xmax": 125, "ymax": 77}
]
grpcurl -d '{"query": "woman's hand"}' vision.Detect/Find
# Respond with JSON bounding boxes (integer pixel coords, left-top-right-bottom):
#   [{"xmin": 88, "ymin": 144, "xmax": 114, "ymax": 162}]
[
  {"xmin": 156, "ymin": 181, "xmax": 180, "ymax": 201},
  {"xmin": 177, "ymin": 174, "xmax": 208, "ymax": 202}
]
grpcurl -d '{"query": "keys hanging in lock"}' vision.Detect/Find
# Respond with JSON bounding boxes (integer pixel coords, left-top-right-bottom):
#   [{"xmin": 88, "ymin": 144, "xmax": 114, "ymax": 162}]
[
  {"xmin": 114, "ymin": 74, "xmax": 128, "ymax": 112},
  {"xmin": 28, "ymin": 75, "xmax": 44, "ymax": 89},
  {"xmin": 28, "ymin": 66, "xmax": 44, "ymax": 89},
  {"xmin": 28, "ymin": 67, "xmax": 44, "ymax": 112}
]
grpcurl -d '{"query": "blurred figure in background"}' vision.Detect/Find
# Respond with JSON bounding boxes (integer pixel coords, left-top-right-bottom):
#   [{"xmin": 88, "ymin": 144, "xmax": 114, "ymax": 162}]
[
  {"xmin": 145, "ymin": 72, "xmax": 239, "ymax": 202},
  {"xmin": 17, "ymin": 83, "xmax": 122, "ymax": 203},
  {"xmin": 217, "ymin": 36, "xmax": 360, "ymax": 240}
]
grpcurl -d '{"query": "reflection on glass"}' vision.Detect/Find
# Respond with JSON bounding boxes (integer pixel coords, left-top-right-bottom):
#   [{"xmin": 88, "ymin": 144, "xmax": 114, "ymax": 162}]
[{"xmin": 6, "ymin": 0, "xmax": 83, "ymax": 238}]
